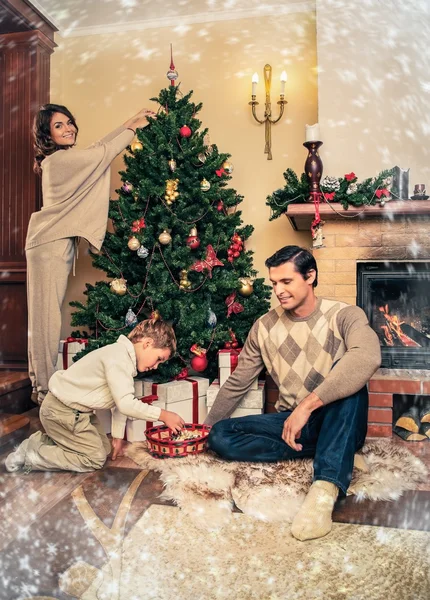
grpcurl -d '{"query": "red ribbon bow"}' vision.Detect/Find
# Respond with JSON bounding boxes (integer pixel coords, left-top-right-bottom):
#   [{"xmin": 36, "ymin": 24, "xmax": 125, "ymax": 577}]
[
  {"xmin": 225, "ymin": 291, "xmax": 244, "ymax": 318},
  {"xmin": 375, "ymin": 188, "xmax": 390, "ymax": 199},
  {"xmin": 190, "ymin": 245, "xmax": 224, "ymax": 278}
]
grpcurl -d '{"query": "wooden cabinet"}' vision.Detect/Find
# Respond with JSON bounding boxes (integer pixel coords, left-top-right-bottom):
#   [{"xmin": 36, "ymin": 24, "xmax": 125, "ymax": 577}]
[{"xmin": 0, "ymin": 24, "xmax": 56, "ymax": 368}]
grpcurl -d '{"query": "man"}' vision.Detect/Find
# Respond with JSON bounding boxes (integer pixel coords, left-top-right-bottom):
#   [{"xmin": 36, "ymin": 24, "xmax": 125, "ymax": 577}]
[{"xmin": 205, "ymin": 245, "xmax": 381, "ymax": 541}]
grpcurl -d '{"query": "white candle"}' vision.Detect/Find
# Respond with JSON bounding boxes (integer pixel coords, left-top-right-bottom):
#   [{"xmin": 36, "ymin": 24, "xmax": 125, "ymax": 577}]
[
  {"xmin": 305, "ymin": 123, "xmax": 320, "ymax": 142},
  {"xmin": 252, "ymin": 72, "xmax": 259, "ymax": 96},
  {"xmin": 280, "ymin": 70, "xmax": 287, "ymax": 95}
]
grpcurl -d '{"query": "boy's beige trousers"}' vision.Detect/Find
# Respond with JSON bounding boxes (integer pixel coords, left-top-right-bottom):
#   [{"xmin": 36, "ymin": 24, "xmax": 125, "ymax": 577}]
[{"xmin": 24, "ymin": 392, "xmax": 111, "ymax": 472}]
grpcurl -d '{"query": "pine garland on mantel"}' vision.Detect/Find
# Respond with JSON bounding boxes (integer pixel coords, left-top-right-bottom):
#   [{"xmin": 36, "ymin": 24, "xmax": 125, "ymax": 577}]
[{"xmin": 266, "ymin": 168, "xmax": 394, "ymax": 220}]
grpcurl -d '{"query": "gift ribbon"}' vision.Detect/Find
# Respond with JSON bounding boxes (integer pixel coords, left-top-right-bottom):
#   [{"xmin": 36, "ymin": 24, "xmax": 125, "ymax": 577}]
[{"xmin": 62, "ymin": 337, "xmax": 88, "ymax": 370}]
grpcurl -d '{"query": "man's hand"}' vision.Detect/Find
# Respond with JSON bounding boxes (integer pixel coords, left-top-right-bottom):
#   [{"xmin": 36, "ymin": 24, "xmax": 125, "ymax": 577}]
[
  {"xmin": 282, "ymin": 404, "xmax": 311, "ymax": 451},
  {"xmin": 111, "ymin": 437, "xmax": 127, "ymax": 461},
  {"xmin": 282, "ymin": 392, "xmax": 323, "ymax": 451}
]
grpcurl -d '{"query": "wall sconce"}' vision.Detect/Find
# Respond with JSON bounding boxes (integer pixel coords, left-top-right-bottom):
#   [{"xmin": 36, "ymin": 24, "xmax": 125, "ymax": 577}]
[{"xmin": 249, "ymin": 64, "xmax": 287, "ymax": 160}]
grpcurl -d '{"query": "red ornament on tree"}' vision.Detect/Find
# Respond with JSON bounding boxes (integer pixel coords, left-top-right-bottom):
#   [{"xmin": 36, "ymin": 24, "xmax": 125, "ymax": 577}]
[
  {"xmin": 186, "ymin": 225, "xmax": 200, "ymax": 250},
  {"xmin": 179, "ymin": 125, "xmax": 192, "ymax": 138},
  {"xmin": 217, "ymin": 200, "xmax": 224, "ymax": 212},
  {"xmin": 190, "ymin": 354, "xmax": 208, "ymax": 372},
  {"xmin": 190, "ymin": 343, "xmax": 208, "ymax": 372}
]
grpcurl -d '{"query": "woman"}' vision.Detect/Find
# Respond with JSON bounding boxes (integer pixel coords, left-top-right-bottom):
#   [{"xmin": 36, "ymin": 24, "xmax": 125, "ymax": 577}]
[{"xmin": 26, "ymin": 103, "xmax": 154, "ymax": 405}]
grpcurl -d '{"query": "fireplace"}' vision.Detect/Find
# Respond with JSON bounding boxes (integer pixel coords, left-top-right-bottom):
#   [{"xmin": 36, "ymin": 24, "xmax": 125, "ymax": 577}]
[{"xmin": 357, "ymin": 262, "xmax": 430, "ymax": 369}]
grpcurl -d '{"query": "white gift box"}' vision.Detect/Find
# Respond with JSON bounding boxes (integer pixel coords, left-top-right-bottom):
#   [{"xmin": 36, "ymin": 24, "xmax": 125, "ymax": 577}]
[
  {"xmin": 56, "ymin": 339, "xmax": 87, "ymax": 370},
  {"xmin": 218, "ymin": 349, "xmax": 258, "ymax": 389},
  {"xmin": 126, "ymin": 376, "xmax": 210, "ymax": 442},
  {"xmin": 206, "ymin": 379, "xmax": 265, "ymax": 418}
]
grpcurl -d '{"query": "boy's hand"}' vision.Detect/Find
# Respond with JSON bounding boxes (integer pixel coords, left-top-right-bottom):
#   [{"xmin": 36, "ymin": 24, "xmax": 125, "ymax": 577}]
[
  {"xmin": 160, "ymin": 409, "xmax": 185, "ymax": 434},
  {"xmin": 111, "ymin": 437, "xmax": 126, "ymax": 460}
]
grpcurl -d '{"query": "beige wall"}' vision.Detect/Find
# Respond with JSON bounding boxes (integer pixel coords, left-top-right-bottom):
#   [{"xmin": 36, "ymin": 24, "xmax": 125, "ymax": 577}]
[
  {"xmin": 317, "ymin": 0, "xmax": 429, "ymax": 185},
  {"xmin": 51, "ymin": 12, "xmax": 317, "ymax": 337}
]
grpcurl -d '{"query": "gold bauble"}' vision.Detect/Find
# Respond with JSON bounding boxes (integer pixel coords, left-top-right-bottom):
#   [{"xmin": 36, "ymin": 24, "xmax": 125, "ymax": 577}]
[
  {"xmin": 131, "ymin": 140, "xmax": 143, "ymax": 152},
  {"xmin": 159, "ymin": 230, "xmax": 172, "ymax": 245},
  {"xmin": 127, "ymin": 236, "xmax": 141, "ymax": 251},
  {"xmin": 238, "ymin": 277, "xmax": 254, "ymax": 297},
  {"xmin": 200, "ymin": 178, "xmax": 211, "ymax": 192},
  {"xmin": 110, "ymin": 277, "xmax": 127, "ymax": 295},
  {"xmin": 222, "ymin": 160, "xmax": 234, "ymax": 174}
]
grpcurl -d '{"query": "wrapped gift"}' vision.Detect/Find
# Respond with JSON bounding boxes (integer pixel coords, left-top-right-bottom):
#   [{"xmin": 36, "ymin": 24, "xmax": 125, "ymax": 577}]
[
  {"xmin": 218, "ymin": 348, "xmax": 258, "ymax": 389},
  {"xmin": 127, "ymin": 376, "xmax": 210, "ymax": 442},
  {"xmin": 56, "ymin": 337, "xmax": 88, "ymax": 370},
  {"xmin": 125, "ymin": 395, "xmax": 166, "ymax": 442},
  {"xmin": 206, "ymin": 379, "xmax": 265, "ymax": 417}
]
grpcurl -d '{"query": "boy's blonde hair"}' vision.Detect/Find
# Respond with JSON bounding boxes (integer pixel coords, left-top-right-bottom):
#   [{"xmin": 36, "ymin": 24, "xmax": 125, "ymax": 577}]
[{"xmin": 128, "ymin": 319, "xmax": 176, "ymax": 356}]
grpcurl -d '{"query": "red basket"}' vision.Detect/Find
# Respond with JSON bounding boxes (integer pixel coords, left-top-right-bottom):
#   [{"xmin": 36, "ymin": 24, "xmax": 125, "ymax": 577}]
[{"xmin": 145, "ymin": 423, "xmax": 211, "ymax": 458}]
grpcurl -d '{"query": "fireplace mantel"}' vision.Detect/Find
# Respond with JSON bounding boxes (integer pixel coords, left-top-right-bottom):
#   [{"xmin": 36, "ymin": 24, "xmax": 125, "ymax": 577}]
[{"xmin": 286, "ymin": 200, "xmax": 430, "ymax": 231}]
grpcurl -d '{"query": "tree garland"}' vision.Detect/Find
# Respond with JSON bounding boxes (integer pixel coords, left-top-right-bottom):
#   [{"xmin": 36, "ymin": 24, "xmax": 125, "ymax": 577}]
[{"xmin": 266, "ymin": 168, "xmax": 394, "ymax": 220}]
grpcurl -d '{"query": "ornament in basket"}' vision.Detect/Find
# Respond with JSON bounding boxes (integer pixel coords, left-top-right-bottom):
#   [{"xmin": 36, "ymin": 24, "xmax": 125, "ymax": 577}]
[{"xmin": 145, "ymin": 423, "xmax": 211, "ymax": 458}]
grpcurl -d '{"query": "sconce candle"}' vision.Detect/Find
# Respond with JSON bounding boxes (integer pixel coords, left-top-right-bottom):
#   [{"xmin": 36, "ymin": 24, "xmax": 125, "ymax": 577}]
[
  {"xmin": 280, "ymin": 71, "xmax": 287, "ymax": 96},
  {"xmin": 252, "ymin": 72, "xmax": 259, "ymax": 96},
  {"xmin": 305, "ymin": 123, "xmax": 321, "ymax": 142}
]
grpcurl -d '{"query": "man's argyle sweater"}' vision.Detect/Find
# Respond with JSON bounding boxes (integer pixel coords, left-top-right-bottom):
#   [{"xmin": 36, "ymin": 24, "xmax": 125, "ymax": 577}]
[{"xmin": 205, "ymin": 298, "xmax": 381, "ymax": 426}]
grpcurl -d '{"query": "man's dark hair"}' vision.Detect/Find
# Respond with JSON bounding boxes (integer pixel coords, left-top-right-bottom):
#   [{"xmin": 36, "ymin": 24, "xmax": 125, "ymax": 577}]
[{"xmin": 265, "ymin": 245, "xmax": 318, "ymax": 288}]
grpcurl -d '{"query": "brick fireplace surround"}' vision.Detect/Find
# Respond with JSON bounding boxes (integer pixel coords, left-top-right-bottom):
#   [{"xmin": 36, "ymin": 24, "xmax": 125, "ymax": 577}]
[{"xmin": 283, "ymin": 200, "xmax": 430, "ymax": 437}]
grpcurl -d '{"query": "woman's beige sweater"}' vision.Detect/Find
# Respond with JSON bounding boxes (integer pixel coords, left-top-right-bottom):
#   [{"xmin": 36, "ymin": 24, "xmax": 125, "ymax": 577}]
[{"xmin": 25, "ymin": 126, "xmax": 134, "ymax": 251}]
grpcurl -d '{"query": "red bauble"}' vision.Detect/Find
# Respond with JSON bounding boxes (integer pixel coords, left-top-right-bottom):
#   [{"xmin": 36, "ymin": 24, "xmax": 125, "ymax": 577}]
[
  {"xmin": 231, "ymin": 243, "xmax": 240, "ymax": 251},
  {"xmin": 233, "ymin": 251, "xmax": 240, "ymax": 258},
  {"xmin": 190, "ymin": 354, "xmax": 208, "ymax": 372},
  {"xmin": 186, "ymin": 235, "xmax": 201, "ymax": 250},
  {"xmin": 232, "ymin": 341, "xmax": 239, "ymax": 348},
  {"xmin": 228, "ymin": 256, "xmax": 234, "ymax": 263},
  {"xmin": 179, "ymin": 125, "xmax": 192, "ymax": 138},
  {"xmin": 224, "ymin": 342, "xmax": 232, "ymax": 349},
  {"xmin": 217, "ymin": 200, "xmax": 224, "ymax": 211}
]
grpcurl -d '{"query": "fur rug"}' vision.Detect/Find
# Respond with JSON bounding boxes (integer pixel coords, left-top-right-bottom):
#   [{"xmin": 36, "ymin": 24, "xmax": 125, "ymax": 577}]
[{"xmin": 126, "ymin": 439, "xmax": 428, "ymax": 530}]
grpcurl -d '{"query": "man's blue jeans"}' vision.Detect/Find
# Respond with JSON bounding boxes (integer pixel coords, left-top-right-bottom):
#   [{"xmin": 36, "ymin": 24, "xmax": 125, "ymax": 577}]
[{"xmin": 207, "ymin": 386, "xmax": 369, "ymax": 496}]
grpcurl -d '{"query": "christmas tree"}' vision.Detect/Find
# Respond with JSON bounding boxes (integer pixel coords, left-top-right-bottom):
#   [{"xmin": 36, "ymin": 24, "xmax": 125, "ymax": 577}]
[{"xmin": 70, "ymin": 62, "xmax": 271, "ymax": 382}]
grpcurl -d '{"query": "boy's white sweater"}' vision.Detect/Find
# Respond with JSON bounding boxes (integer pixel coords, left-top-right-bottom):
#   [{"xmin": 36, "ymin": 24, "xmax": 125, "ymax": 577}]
[{"xmin": 49, "ymin": 335, "xmax": 162, "ymax": 438}]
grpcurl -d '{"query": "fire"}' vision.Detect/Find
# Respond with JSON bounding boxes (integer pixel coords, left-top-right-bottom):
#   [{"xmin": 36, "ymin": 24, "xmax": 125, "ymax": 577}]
[{"xmin": 378, "ymin": 304, "xmax": 420, "ymax": 347}]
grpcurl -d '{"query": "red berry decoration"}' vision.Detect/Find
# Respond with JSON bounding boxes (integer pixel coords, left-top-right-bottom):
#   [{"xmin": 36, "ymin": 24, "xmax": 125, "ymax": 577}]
[
  {"xmin": 190, "ymin": 354, "xmax": 208, "ymax": 372},
  {"xmin": 227, "ymin": 232, "xmax": 245, "ymax": 263},
  {"xmin": 179, "ymin": 125, "xmax": 192, "ymax": 138}
]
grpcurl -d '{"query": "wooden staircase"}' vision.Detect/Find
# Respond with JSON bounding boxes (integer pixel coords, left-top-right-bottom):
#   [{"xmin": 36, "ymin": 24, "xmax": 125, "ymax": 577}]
[{"xmin": 0, "ymin": 372, "xmax": 33, "ymax": 448}]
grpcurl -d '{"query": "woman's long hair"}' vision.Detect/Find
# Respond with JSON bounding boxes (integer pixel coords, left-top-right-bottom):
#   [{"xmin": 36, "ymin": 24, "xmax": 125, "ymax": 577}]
[{"xmin": 33, "ymin": 104, "xmax": 78, "ymax": 174}]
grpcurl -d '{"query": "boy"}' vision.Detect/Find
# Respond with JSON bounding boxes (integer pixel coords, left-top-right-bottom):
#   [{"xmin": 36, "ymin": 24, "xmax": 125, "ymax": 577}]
[{"xmin": 5, "ymin": 318, "xmax": 184, "ymax": 473}]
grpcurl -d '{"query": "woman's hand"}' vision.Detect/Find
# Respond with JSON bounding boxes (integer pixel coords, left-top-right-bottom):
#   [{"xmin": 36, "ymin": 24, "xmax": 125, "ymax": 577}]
[
  {"xmin": 124, "ymin": 108, "xmax": 156, "ymax": 131},
  {"xmin": 159, "ymin": 409, "xmax": 185, "ymax": 434}
]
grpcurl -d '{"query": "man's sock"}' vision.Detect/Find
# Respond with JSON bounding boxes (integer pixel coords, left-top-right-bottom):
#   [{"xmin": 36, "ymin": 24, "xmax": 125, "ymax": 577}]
[{"xmin": 291, "ymin": 480, "xmax": 339, "ymax": 541}]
